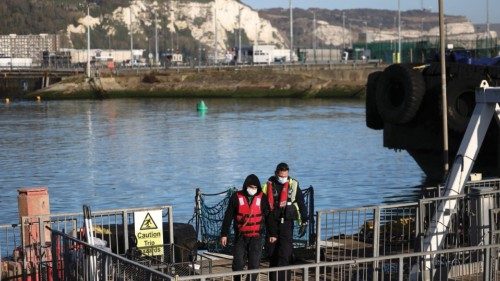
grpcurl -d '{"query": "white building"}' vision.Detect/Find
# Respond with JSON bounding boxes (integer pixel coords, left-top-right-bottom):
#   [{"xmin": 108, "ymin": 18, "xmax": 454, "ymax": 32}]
[
  {"xmin": 0, "ymin": 34, "xmax": 59, "ymax": 63},
  {"xmin": 60, "ymin": 49, "xmax": 145, "ymax": 64},
  {"xmin": 0, "ymin": 57, "xmax": 33, "ymax": 68},
  {"xmin": 240, "ymin": 45, "xmax": 294, "ymax": 64},
  {"xmin": 252, "ymin": 45, "xmax": 275, "ymax": 64}
]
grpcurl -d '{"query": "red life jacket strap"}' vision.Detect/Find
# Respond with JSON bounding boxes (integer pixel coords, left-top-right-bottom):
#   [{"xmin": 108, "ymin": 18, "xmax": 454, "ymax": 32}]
[
  {"xmin": 279, "ymin": 181, "xmax": 289, "ymax": 208},
  {"xmin": 267, "ymin": 181, "xmax": 274, "ymax": 210}
]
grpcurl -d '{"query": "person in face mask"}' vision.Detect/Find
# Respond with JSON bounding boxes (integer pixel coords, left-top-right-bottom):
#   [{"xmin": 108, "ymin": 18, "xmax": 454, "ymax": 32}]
[
  {"xmin": 220, "ymin": 174, "xmax": 277, "ymax": 281},
  {"xmin": 262, "ymin": 163, "xmax": 308, "ymax": 281}
]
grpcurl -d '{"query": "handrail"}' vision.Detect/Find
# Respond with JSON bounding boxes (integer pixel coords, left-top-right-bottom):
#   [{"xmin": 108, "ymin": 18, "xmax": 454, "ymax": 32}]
[
  {"xmin": 50, "ymin": 227, "xmax": 173, "ymax": 280},
  {"xmin": 19, "ymin": 204, "xmax": 174, "ymax": 222},
  {"xmin": 198, "ymin": 188, "xmax": 235, "ymax": 197},
  {"xmin": 316, "ymin": 202, "xmax": 418, "ymax": 214},
  {"xmin": 419, "ymin": 188, "xmax": 500, "ymax": 203},
  {"xmin": 176, "ymin": 243, "xmax": 500, "ymax": 280}
]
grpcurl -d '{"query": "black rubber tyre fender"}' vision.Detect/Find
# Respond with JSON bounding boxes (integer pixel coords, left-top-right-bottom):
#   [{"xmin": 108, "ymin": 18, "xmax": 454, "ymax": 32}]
[
  {"xmin": 446, "ymin": 75, "xmax": 483, "ymax": 132},
  {"xmin": 375, "ymin": 64, "xmax": 426, "ymax": 124},
  {"xmin": 365, "ymin": 71, "xmax": 384, "ymax": 130}
]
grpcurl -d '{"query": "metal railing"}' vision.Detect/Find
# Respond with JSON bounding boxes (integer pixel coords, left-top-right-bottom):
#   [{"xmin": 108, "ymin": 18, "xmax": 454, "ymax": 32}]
[
  {"xmin": 48, "ymin": 228, "xmax": 500, "ymax": 281},
  {"xmin": 19, "ymin": 205, "xmax": 174, "ymax": 253},
  {"xmin": 171, "ymin": 244, "xmax": 500, "ymax": 281},
  {"xmin": 1, "ymin": 205, "xmax": 174, "ymax": 280},
  {"xmin": 315, "ymin": 179, "xmax": 500, "ymax": 264},
  {"xmin": 50, "ymin": 228, "xmax": 172, "ymax": 281},
  {"xmin": 316, "ymin": 202, "xmax": 418, "ymax": 263},
  {"xmin": 418, "ymin": 179, "xmax": 500, "ymax": 250},
  {"xmin": 124, "ymin": 243, "xmax": 213, "ymax": 276},
  {"xmin": 0, "ymin": 223, "xmax": 23, "ymax": 280}
]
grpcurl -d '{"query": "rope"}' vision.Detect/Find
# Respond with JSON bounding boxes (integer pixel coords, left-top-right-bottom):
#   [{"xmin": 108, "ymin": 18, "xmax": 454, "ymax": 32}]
[
  {"xmin": 197, "ymin": 188, "xmax": 236, "ymax": 252},
  {"xmin": 190, "ymin": 186, "xmax": 315, "ymax": 253}
]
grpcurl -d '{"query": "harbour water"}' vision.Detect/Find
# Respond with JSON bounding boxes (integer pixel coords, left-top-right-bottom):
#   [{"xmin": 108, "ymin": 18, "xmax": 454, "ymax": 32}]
[{"xmin": 0, "ymin": 98, "xmax": 425, "ymax": 224}]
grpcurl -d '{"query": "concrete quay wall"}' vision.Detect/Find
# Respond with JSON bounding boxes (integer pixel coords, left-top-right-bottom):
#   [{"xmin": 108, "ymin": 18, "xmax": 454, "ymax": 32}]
[{"xmin": 19, "ymin": 64, "xmax": 386, "ymax": 99}]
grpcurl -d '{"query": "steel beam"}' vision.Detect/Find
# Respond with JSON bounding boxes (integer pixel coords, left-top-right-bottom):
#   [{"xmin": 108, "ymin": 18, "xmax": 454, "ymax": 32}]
[{"xmin": 421, "ymin": 83, "xmax": 500, "ymax": 277}]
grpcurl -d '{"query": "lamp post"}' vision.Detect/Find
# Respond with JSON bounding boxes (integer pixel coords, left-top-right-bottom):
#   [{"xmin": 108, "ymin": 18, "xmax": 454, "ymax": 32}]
[
  {"xmin": 313, "ymin": 11, "xmax": 317, "ymax": 64},
  {"xmin": 397, "ymin": 0, "xmax": 401, "ymax": 63},
  {"xmin": 379, "ymin": 23, "xmax": 382, "ymax": 42},
  {"xmin": 155, "ymin": 12, "xmax": 159, "ymax": 67},
  {"xmin": 342, "ymin": 11, "xmax": 346, "ymax": 50},
  {"xmin": 486, "ymin": 0, "xmax": 490, "ymax": 35},
  {"xmin": 238, "ymin": 7, "xmax": 242, "ymax": 64},
  {"xmin": 348, "ymin": 21, "xmax": 352, "ymax": 48},
  {"xmin": 198, "ymin": 42, "xmax": 201, "ymax": 67},
  {"xmin": 363, "ymin": 21, "xmax": 368, "ymax": 51},
  {"xmin": 421, "ymin": 18, "xmax": 424, "ymax": 41},
  {"xmin": 86, "ymin": 4, "xmax": 91, "ymax": 78},
  {"xmin": 289, "ymin": 0, "xmax": 293, "ymax": 62},
  {"xmin": 170, "ymin": 7, "xmax": 174, "ymax": 52},
  {"xmin": 129, "ymin": 4, "xmax": 134, "ymax": 68},
  {"xmin": 213, "ymin": 2, "xmax": 218, "ymax": 64},
  {"xmin": 438, "ymin": 0, "xmax": 449, "ymax": 175},
  {"xmin": 175, "ymin": 2, "xmax": 179, "ymax": 50}
]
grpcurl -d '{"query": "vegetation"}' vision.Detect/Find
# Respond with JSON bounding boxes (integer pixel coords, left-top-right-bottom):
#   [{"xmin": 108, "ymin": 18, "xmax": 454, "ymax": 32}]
[{"xmin": 0, "ymin": 0, "xmax": 474, "ymax": 57}]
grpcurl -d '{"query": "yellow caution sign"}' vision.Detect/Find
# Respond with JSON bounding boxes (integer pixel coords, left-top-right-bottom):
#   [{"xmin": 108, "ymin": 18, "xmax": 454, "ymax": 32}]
[{"xmin": 134, "ymin": 210, "xmax": 164, "ymax": 256}]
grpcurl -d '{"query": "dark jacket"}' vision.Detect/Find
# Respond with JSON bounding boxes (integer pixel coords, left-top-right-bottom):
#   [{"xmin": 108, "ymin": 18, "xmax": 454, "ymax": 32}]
[
  {"xmin": 267, "ymin": 175, "xmax": 308, "ymax": 223},
  {"xmin": 220, "ymin": 188, "xmax": 277, "ymax": 238}
]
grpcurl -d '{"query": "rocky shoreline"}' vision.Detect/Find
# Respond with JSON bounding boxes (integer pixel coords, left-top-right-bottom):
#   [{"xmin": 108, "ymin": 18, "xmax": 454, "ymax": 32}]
[{"xmin": 29, "ymin": 66, "xmax": 382, "ymax": 100}]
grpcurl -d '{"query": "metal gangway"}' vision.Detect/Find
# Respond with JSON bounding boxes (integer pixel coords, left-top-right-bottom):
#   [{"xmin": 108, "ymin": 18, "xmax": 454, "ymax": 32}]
[{"xmin": 420, "ymin": 81, "xmax": 500, "ymax": 279}]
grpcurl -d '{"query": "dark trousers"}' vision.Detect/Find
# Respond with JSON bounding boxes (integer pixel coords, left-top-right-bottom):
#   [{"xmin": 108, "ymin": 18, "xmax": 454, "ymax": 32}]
[
  {"xmin": 268, "ymin": 220, "xmax": 294, "ymax": 281},
  {"xmin": 232, "ymin": 236, "xmax": 263, "ymax": 281}
]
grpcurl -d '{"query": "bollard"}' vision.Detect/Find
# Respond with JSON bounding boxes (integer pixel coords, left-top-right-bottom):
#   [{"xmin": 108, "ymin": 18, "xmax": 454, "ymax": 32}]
[{"xmin": 18, "ymin": 187, "xmax": 51, "ymax": 247}]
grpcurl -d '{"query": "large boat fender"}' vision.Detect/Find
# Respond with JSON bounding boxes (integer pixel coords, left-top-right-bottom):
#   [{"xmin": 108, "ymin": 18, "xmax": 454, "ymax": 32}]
[
  {"xmin": 446, "ymin": 75, "xmax": 483, "ymax": 132},
  {"xmin": 365, "ymin": 71, "xmax": 384, "ymax": 130},
  {"xmin": 375, "ymin": 64, "xmax": 426, "ymax": 124}
]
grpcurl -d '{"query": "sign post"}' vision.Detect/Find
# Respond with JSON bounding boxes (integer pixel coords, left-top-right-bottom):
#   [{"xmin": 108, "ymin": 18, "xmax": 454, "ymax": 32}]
[{"xmin": 134, "ymin": 210, "xmax": 164, "ymax": 256}]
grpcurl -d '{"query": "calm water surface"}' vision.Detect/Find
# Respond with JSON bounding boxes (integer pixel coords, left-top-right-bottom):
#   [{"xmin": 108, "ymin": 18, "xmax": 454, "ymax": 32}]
[{"xmin": 0, "ymin": 98, "xmax": 425, "ymax": 224}]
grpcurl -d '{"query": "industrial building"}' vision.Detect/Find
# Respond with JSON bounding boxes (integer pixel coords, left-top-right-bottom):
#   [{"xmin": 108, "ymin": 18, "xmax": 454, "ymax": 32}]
[{"xmin": 0, "ymin": 34, "xmax": 60, "ymax": 64}]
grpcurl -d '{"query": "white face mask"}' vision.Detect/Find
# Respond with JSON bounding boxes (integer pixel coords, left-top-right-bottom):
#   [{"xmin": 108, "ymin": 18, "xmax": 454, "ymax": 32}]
[
  {"xmin": 247, "ymin": 187, "xmax": 257, "ymax": 196},
  {"xmin": 278, "ymin": 177, "xmax": 288, "ymax": 184}
]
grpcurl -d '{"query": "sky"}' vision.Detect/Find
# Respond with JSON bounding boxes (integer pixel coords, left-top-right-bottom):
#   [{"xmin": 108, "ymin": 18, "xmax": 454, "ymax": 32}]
[{"xmin": 241, "ymin": 0, "xmax": 500, "ymax": 24}]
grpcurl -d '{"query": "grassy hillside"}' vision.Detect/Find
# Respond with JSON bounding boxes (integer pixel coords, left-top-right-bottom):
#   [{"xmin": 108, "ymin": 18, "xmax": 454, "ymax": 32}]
[
  {"xmin": 259, "ymin": 8, "xmax": 469, "ymax": 48},
  {"xmin": 0, "ymin": 0, "xmax": 472, "ymax": 55}
]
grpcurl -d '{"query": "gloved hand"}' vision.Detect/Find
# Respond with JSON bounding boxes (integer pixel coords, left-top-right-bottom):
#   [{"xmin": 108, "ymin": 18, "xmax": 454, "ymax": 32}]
[{"xmin": 298, "ymin": 222, "xmax": 308, "ymax": 238}]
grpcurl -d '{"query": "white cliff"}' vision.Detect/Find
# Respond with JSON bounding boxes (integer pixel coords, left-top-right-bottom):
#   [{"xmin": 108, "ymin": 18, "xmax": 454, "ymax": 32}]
[{"xmin": 65, "ymin": 0, "xmax": 496, "ymax": 51}]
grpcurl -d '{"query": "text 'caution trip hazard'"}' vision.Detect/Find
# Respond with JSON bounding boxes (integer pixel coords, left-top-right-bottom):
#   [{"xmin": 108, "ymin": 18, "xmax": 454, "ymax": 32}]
[{"xmin": 134, "ymin": 210, "xmax": 164, "ymax": 256}]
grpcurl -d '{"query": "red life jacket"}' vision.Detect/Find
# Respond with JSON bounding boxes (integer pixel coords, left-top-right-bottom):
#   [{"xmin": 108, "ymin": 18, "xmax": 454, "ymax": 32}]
[
  {"xmin": 266, "ymin": 180, "xmax": 289, "ymax": 211},
  {"xmin": 236, "ymin": 191, "xmax": 263, "ymax": 237}
]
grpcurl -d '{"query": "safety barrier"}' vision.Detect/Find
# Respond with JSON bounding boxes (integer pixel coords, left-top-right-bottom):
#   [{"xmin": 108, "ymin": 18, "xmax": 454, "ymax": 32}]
[
  {"xmin": 49, "ymin": 228, "xmax": 172, "ymax": 281},
  {"xmin": 316, "ymin": 178, "xmax": 500, "ymax": 264},
  {"xmin": 4, "ymin": 179, "xmax": 500, "ymax": 280},
  {"xmin": 0, "ymin": 205, "xmax": 174, "ymax": 280},
  {"xmin": 418, "ymin": 182, "xmax": 500, "ymax": 251},
  {"xmin": 171, "ymin": 244, "xmax": 500, "ymax": 281},
  {"xmin": 47, "ymin": 228, "xmax": 500, "ymax": 281},
  {"xmin": 0, "ymin": 224, "xmax": 23, "ymax": 279},
  {"xmin": 316, "ymin": 202, "xmax": 418, "ymax": 263}
]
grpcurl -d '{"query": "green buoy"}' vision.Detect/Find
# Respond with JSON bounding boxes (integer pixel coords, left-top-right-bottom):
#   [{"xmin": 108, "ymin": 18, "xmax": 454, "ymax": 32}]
[{"xmin": 197, "ymin": 100, "xmax": 208, "ymax": 112}]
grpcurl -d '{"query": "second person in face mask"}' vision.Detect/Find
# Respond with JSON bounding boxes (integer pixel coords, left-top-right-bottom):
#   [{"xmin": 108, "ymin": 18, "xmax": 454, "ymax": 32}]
[
  {"xmin": 262, "ymin": 163, "xmax": 308, "ymax": 281},
  {"xmin": 220, "ymin": 174, "xmax": 277, "ymax": 281}
]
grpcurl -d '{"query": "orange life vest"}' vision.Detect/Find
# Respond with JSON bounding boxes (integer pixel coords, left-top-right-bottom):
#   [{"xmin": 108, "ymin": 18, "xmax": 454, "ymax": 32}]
[
  {"xmin": 266, "ymin": 180, "xmax": 289, "ymax": 211},
  {"xmin": 236, "ymin": 191, "xmax": 263, "ymax": 237}
]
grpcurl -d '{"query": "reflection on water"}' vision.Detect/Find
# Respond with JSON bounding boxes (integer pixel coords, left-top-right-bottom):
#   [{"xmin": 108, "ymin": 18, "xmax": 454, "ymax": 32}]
[{"xmin": 0, "ymin": 98, "xmax": 426, "ymax": 224}]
